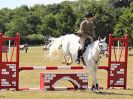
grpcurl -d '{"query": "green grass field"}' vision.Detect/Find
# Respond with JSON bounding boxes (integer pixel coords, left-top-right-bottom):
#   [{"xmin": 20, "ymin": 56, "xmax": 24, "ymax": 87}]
[{"xmin": 0, "ymin": 46, "xmax": 133, "ymax": 99}]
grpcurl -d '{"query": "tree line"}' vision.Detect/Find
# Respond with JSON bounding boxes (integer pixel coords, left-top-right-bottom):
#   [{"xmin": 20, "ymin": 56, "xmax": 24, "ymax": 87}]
[{"xmin": 0, "ymin": 0, "xmax": 132, "ymax": 45}]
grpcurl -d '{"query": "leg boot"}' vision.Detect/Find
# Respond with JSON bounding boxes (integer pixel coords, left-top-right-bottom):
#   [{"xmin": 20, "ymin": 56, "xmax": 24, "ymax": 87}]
[{"xmin": 75, "ymin": 49, "xmax": 82, "ymax": 64}]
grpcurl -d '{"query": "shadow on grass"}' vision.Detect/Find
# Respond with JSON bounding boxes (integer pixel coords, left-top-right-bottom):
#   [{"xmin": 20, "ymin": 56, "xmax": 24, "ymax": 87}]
[
  {"xmin": 95, "ymin": 90, "xmax": 133, "ymax": 97},
  {"xmin": 0, "ymin": 95, "xmax": 5, "ymax": 98}
]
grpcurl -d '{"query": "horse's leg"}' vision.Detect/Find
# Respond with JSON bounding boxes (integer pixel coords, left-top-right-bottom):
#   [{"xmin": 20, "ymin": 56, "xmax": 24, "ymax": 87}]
[
  {"xmin": 67, "ymin": 53, "xmax": 73, "ymax": 65},
  {"xmin": 94, "ymin": 66, "xmax": 99, "ymax": 90},
  {"xmin": 88, "ymin": 67, "xmax": 98, "ymax": 91},
  {"xmin": 62, "ymin": 55, "xmax": 67, "ymax": 64}
]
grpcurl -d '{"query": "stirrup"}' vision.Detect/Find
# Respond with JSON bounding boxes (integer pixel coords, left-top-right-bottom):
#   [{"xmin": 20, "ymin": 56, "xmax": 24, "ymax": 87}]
[{"xmin": 75, "ymin": 58, "xmax": 80, "ymax": 64}]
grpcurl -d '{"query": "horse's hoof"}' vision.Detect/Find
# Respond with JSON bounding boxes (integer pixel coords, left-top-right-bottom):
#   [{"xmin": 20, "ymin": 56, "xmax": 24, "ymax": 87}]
[
  {"xmin": 91, "ymin": 88, "xmax": 96, "ymax": 92},
  {"xmin": 96, "ymin": 83, "xmax": 99, "ymax": 90},
  {"xmin": 67, "ymin": 62, "xmax": 72, "ymax": 65},
  {"xmin": 91, "ymin": 84, "xmax": 99, "ymax": 91},
  {"xmin": 75, "ymin": 59, "xmax": 80, "ymax": 64},
  {"xmin": 66, "ymin": 63, "xmax": 69, "ymax": 65},
  {"xmin": 91, "ymin": 84, "xmax": 95, "ymax": 91},
  {"xmin": 62, "ymin": 62, "xmax": 66, "ymax": 64},
  {"xmin": 67, "ymin": 63, "xmax": 71, "ymax": 65}
]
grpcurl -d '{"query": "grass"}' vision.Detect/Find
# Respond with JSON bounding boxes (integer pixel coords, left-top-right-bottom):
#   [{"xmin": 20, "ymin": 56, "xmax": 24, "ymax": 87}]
[{"xmin": 0, "ymin": 46, "xmax": 133, "ymax": 99}]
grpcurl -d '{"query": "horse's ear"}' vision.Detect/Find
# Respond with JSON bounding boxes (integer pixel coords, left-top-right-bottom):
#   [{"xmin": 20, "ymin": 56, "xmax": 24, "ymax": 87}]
[
  {"xmin": 103, "ymin": 37, "xmax": 106, "ymax": 41},
  {"xmin": 98, "ymin": 36, "xmax": 101, "ymax": 41}
]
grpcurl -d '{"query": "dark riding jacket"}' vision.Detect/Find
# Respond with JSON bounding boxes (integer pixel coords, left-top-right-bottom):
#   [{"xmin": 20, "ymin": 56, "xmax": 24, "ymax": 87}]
[{"xmin": 77, "ymin": 19, "xmax": 96, "ymax": 39}]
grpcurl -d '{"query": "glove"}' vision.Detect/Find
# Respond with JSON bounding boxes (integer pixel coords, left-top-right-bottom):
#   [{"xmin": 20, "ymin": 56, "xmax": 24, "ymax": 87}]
[{"xmin": 78, "ymin": 33, "xmax": 82, "ymax": 37}]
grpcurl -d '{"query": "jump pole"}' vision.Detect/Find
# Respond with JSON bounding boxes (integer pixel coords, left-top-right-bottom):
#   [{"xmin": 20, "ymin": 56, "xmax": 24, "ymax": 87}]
[{"xmin": 19, "ymin": 66, "xmax": 108, "ymax": 71}]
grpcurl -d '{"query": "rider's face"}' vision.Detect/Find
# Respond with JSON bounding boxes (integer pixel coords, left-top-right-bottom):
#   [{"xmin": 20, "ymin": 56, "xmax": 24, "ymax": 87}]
[
  {"xmin": 87, "ymin": 17, "xmax": 94, "ymax": 22},
  {"xmin": 89, "ymin": 17, "xmax": 94, "ymax": 21}
]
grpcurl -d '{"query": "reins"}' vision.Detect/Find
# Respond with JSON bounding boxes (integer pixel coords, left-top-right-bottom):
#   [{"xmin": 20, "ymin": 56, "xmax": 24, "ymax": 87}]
[{"xmin": 91, "ymin": 40, "xmax": 107, "ymax": 64}]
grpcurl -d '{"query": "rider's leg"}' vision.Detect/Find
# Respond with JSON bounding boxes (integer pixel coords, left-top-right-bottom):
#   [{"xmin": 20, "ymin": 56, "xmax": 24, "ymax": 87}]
[
  {"xmin": 75, "ymin": 37, "xmax": 85, "ymax": 64},
  {"xmin": 85, "ymin": 35, "xmax": 93, "ymax": 43},
  {"xmin": 75, "ymin": 49, "xmax": 82, "ymax": 64}
]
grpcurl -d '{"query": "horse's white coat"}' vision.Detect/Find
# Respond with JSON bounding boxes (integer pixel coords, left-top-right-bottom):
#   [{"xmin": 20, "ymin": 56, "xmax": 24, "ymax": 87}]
[{"xmin": 48, "ymin": 34, "xmax": 108, "ymax": 88}]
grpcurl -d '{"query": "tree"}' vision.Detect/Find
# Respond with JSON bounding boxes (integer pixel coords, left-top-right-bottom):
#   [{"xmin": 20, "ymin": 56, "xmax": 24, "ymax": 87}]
[
  {"xmin": 0, "ymin": 19, "xmax": 5, "ymax": 33},
  {"xmin": 27, "ymin": 34, "xmax": 44, "ymax": 44},
  {"xmin": 38, "ymin": 14, "xmax": 58, "ymax": 36},
  {"xmin": 78, "ymin": 0, "xmax": 116, "ymax": 38},
  {"xmin": 55, "ymin": 3, "xmax": 76, "ymax": 34},
  {"xmin": 31, "ymin": 4, "xmax": 46, "ymax": 17},
  {"xmin": 5, "ymin": 17, "xmax": 31, "ymax": 38},
  {"xmin": 109, "ymin": 0, "xmax": 132, "ymax": 8},
  {"xmin": 0, "ymin": 8, "xmax": 12, "ymax": 34},
  {"xmin": 113, "ymin": 2, "xmax": 133, "ymax": 43},
  {"xmin": 0, "ymin": 0, "xmax": 132, "ymax": 45},
  {"xmin": 27, "ymin": 15, "xmax": 42, "ymax": 34},
  {"xmin": 44, "ymin": 4, "xmax": 63, "ymax": 15}
]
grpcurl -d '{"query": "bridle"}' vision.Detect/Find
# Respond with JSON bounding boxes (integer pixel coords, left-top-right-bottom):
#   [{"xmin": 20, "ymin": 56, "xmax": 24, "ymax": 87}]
[
  {"xmin": 99, "ymin": 41, "xmax": 108, "ymax": 54},
  {"xmin": 91, "ymin": 40, "xmax": 108, "ymax": 64}
]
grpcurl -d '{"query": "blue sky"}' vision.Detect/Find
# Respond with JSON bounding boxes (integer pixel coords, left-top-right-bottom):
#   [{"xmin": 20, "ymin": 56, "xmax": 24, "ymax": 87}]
[{"xmin": 0, "ymin": 0, "xmax": 76, "ymax": 9}]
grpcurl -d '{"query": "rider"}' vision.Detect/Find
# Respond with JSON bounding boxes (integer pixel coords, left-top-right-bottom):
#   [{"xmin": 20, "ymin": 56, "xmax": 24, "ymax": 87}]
[{"xmin": 75, "ymin": 12, "xmax": 96, "ymax": 64}]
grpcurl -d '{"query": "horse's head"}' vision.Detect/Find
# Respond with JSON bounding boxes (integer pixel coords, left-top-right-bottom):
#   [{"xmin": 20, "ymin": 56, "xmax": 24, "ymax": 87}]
[{"xmin": 98, "ymin": 37, "xmax": 108, "ymax": 57}]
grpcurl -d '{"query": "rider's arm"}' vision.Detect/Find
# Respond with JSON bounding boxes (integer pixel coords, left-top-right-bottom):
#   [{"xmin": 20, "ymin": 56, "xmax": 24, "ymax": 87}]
[
  {"xmin": 80, "ymin": 21, "xmax": 88, "ymax": 35},
  {"xmin": 91, "ymin": 22, "xmax": 96, "ymax": 39}
]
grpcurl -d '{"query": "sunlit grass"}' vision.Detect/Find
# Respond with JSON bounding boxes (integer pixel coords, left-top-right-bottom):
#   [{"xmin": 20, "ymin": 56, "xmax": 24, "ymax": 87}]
[{"xmin": 0, "ymin": 46, "xmax": 133, "ymax": 99}]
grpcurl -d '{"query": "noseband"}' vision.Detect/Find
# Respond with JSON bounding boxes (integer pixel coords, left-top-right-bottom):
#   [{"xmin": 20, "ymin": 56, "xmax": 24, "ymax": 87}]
[
  {"xmin": 91, "ymin": 41, "xmax": 108, "ymax": 64},
  {"xmin": 99, "ymin": 41, "xmax": 108, "ymax": 54}
]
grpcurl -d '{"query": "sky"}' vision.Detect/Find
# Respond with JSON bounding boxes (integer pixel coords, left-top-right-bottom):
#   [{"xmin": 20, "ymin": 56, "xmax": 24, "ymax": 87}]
[{"xmin": 0, "ymin": 0, "xmax": 76, "ymax": 9}]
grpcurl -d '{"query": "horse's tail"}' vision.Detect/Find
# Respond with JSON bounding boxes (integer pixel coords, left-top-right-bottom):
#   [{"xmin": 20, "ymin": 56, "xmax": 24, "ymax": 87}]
[{"xmin": 48, "ymin": 36, "xmax": 64, "ymax": 56}]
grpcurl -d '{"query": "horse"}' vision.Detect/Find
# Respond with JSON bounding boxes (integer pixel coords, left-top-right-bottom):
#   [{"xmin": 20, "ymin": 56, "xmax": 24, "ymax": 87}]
[
  {"xmin": 19, "ymin": 45, "xmax": 25, "ymax": 50},
  {"xmin": 48, "ymin": 34, "xmax": 108, "ymax": 91},
  {"xmin": 19, "ymin": 44, "xmax": 28, "ymax": 53}
]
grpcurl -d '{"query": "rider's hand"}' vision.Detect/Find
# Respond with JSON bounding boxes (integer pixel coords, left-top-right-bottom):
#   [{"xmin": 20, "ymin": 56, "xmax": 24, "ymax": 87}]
[
  {"xmin": 78, "ymin": 33, "xmax": 82, "ymax": 37},
  {"xmin": 75, "ymin": 32, "xmax": 78, "ymax": 35}
]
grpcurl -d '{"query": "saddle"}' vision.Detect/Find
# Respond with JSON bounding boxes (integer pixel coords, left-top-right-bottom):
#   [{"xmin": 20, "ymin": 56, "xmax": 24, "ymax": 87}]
[{"xmin": 82, "ymin": 38, "xmax": 92, "ymax": 54}]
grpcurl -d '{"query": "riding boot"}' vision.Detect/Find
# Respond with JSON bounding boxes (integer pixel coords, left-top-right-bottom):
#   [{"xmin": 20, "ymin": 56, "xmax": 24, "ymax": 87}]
[{"xmin": 75, "ymin": 49, "xmax": 82, "ymax": 64}]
